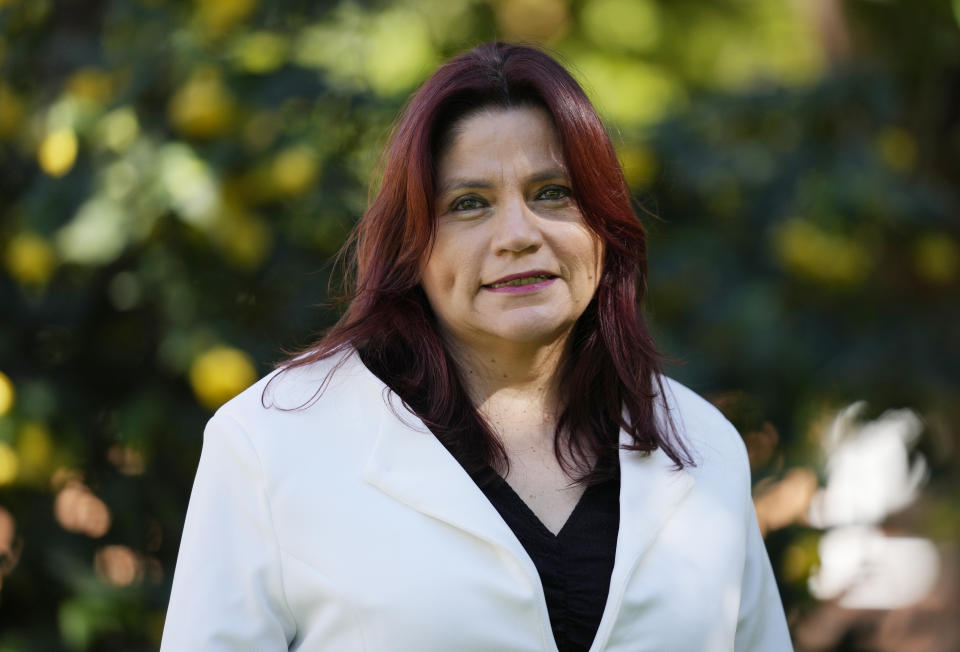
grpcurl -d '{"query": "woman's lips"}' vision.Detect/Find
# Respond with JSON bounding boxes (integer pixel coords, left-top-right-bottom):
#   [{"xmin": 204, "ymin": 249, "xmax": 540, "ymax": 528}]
[{"xmin": 482, "ymin": 274, "xmax": 557, "ymax": 294}]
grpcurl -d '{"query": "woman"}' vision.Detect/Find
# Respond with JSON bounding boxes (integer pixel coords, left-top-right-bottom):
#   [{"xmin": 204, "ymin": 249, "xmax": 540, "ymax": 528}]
[{"xmin": 161, "ymin": 42, "xmax": 791, "ymax": 651}]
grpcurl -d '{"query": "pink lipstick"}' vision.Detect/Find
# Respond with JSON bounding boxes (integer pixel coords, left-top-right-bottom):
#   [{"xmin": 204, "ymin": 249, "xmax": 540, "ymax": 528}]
[{"xmin": 482, "ymin": 271, "xmax": 557, "ymax": 294}]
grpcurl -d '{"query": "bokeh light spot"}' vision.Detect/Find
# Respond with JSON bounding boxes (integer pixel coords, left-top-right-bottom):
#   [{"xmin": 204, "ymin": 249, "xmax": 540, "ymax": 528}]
[
  {"xmin": 54, "ymin": 479, "xmax": 112, "ymax": 538},
  {"xmin": 913, "ymin": 232, "xmax": 959, "ymax": 284},
  {"xmin": 581, "ymin": 0, "xmax": 661, "ymax": 53},
  {"xmin": 773, "ymin": 218, "xmax": 872, "ymax": 286},
  {"xmin": 0, "ymin": 372, "xmax": 14, "ymax": 415},
  {"xmin": 168, "ymin": 67, "xmax": 235, "ymax": 139},
  {"xmin": 65, "ymin": 68, "xmax": 115, "ymax": 104},
  {"xmin": 106, "ymin": 445, "xmax": 145, "ymax": 476},
  {"xmin": 38, "ymin": 127, "xmax": 78, "ymax": 177},
  {"xmin": 159, "ymin": 143, "xmax": 221, "ymax": 227},
  {"xmin": 17, "ymin": 422, "xmax": 53, "ymax": 482},
  {"xmin": 782, "ymin": 534, "xmax": 820, "ymax": 583},
  {"xmin": 495, "ymin": 0, "xmax": 570, "ymax": 44},
  {"xmin": 218, "ymin": 211, "xmax": 272, "ymax": 269},
  {"xmin": 364, "ymin": 9, "xmax": 436, "ymax": 96},
  {"xmin": 4, "ymin": 232, "xmax": 56, "ymax": 286},
  {"xmin": 0, "ymin": 444, "xmax": 19, "ymax": 485},
  {"xmin": 233, "ymin": 31, "xmax": 288, "ymax": 74},
  {"xmin": 94, "ymin": 545, "xmax": 142, "ymax": 587},
  {"xmin": 0, "ymin": 83, "xmax": 25, "ymax": 140},
  {"xmin": 55, "ymin": 197, "xmax": 127, "ymax": 265},
  {"xmin": 572, "ymin": 53, "xmax": 682, "ymax": 126},
  {"xmin": 270, "ymin": 145, "xmax": 319, "ymax": 197},
  {"xmin": 97, "ymin": 106, "xmax": 140, "ymax": 153},
  {"xmin": 189, "ymin": 346, "xmax": 257, "ymax": 410},
  {"xmin": 195, "ymin": 0, "xmax": 258, "ymax": 37}
]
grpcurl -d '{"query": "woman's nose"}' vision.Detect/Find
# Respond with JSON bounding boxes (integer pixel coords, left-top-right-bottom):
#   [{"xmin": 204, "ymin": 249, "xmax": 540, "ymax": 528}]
[{"xmin": 492, "ymin": 197, "xmax": 542, "ymax": 255}]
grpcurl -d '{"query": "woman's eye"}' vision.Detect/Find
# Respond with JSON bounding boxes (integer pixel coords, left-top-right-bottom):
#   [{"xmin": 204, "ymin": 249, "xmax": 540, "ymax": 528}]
[
  {"xmin": 451, "ymin": 195, "xmax": 485, "ymax": 211},
  {"xmin": 536, "ymin": 185, "xmax": 571, "ymax": 201}
]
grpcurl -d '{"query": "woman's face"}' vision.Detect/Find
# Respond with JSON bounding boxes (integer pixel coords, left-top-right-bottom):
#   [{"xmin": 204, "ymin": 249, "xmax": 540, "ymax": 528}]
[{"xmin": 420, "ymin": 106, "xmax": 604, "ymax": 355}]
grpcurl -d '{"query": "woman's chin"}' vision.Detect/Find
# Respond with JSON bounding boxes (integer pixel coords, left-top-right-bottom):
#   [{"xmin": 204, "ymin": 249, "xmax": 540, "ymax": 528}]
[{"xmin": 483, "ymin": 319, "xmax": 574, "ymax": 348}]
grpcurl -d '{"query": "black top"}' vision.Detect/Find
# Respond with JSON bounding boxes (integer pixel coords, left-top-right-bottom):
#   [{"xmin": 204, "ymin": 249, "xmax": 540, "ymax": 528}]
[{"xmin": 471, "ymin": 466, "xmax": 621, "ymax": 652}]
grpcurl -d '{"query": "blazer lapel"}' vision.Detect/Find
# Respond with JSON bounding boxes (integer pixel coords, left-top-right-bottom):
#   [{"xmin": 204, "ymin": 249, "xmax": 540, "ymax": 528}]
[
  {"xmin": 615, "ymin": 439, "xmax": 695, "ymax": 575},
  {"xmin": 362, "ymin": 389, "xmax": 539, "ymax": 577},
  {"xmin": 590, "ymin": 433, "xmax": 695, "ymax": 650}
]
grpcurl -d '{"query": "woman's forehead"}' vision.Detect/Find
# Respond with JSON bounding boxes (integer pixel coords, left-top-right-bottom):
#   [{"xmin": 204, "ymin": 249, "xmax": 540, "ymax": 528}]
[
  {"xmin": 436, "ymin": 107, "xmax": 568, "ymax": 185},
  {"xmin": 445, "ymin": 105, "xmax": 556, "ymax": 146}
]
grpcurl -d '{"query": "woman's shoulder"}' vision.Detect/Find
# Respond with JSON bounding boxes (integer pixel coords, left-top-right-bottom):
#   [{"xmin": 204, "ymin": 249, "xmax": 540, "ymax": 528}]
[
  {"xmin": 204, "ymin": 348, "xmax": 388, "ymax": 460},
  {"xmin": 657, "ymin": 375, "xmax": 750, "ymax": 478},
  {"xmin": 218, "ymin": 348, "xmax": 371, "ymax": 413}
]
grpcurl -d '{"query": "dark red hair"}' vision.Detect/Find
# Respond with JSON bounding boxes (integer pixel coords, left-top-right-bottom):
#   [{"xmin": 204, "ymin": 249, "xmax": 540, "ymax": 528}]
[{"xmin": 272, "ymin": 42, "xmax": 692, "ymax": 480}]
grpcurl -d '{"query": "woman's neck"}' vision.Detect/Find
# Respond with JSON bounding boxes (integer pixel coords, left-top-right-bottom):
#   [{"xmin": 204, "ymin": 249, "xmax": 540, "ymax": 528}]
[{"xmin": 445, "ymin": 335, "xmax": 569, "ymax": 448}]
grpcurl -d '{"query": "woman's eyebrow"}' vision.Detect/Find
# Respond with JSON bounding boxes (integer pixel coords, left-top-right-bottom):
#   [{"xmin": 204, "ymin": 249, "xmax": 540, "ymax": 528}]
[
  {"xmin": 439, "ymin": 168, "xmax": 569, "ymax": 195},
  {"xmin": 438, "ymin": 179, "xmax": 493, "ymax": 194},
  {"xmin": 526, "ymin": 168, "xmax": 568, "ymax": 184}
]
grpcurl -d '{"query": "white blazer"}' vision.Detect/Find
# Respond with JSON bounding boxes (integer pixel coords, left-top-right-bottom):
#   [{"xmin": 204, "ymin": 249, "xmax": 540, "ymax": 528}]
[{"xmin": 161, "ymin": 351, "xmax": 792, "ymax": 651}]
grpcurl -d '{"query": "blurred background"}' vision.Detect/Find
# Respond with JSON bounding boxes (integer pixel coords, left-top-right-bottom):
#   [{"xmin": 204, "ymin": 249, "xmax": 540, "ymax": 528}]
[{"xmin": 1, "ymin": 0, "xmax": 958, "ymax": 649}]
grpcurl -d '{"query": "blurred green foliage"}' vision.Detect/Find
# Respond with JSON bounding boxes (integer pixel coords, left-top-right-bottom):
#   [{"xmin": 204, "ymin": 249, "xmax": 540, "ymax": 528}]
[{"xmin": 0, "ymin": 0, "xmax": 958, "ymax": 649}]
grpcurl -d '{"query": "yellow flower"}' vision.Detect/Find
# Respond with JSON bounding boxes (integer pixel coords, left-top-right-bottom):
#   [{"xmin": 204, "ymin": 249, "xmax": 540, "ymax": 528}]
[
  {"xmin": 4, "ymin": 232, "xmax": 57, "ymax": 285},
  {"xmin": 38, "ymin": 127, "xmax": 78, "ymax": 177},
  {"xmin": 494, "ymin": 0, "xmax": 570, "ymax": 43},
  {"xmin": 773, "ymin": 218, "xmax": 872, "ymax": 286},
  {"xmin": 195, "ymin": 0, "xmax": 258, "ymax": 37},
  {"xmin": 233, "ymin": 31, "xmax": 287, "ymax": 74},
  {"xmin": 16, "ymin": 421, "xmax": 53, "ymax": 485},
  {"xmin": 0, "ymin": 443, "xmax": 18, "ymax": 486},
  {"xmin": 0, "ymin": 371, "xmax": 14, "ymax": 416},
  {"xmin": 66, "ymin": 68, "xmax": 115, "ymax": 104},
  {"xmin": 17, "ymin": 422, "xmax": 52, "ymax": 480},
  {"xmin": 168, "ymin": 67, "xmax": 235, "ymax": 139},
  {"xmin": 270, "ymin": 145, "xmax": 319, "ymax": 197},
  {"xmin": 189, "ymin": 346, "xmax": 257, "ymax": 410},
  {"xmin": 219, "ymin": 212, "xmax": 272, "ymax": 269}
]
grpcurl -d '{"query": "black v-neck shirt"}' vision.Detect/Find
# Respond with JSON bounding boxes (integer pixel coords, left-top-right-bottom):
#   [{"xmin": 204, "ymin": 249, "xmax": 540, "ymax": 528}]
[{"xmin": 470, "ymin": 466, "xmax": 621, "ymax": 652}]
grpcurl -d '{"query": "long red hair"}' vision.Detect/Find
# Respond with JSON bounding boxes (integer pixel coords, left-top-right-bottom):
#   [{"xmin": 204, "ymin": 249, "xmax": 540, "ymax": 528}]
[{"xmin": 271, "ymin": 42, "xmax": 692, "ymax": 479}]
